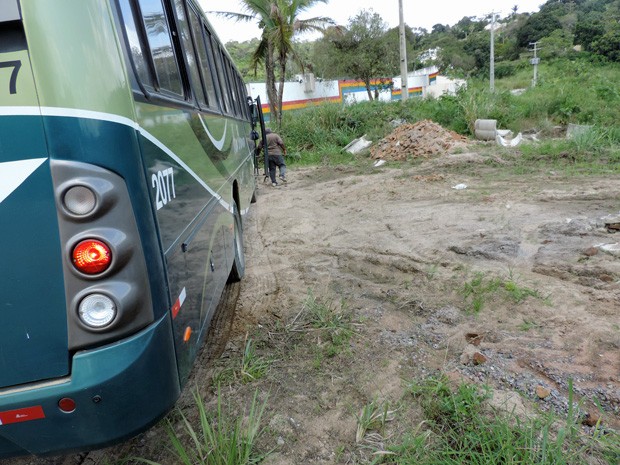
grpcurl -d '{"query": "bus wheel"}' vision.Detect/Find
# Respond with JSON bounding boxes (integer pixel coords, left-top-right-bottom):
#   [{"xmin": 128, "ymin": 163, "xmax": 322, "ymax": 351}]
[{"xmin": 228, "ymin": 203, "xmax": 245, "ymax": 282}]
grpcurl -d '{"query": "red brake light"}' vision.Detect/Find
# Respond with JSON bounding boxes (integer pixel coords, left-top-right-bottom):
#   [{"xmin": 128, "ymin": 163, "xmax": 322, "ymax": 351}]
[{"xmin": 72, "ymin": 240, "xmax": 112, "ymax": 274}]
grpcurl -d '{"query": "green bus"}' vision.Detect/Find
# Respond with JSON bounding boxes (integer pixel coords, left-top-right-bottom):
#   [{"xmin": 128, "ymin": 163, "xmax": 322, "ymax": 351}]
[{"xmin": 0, "ymin": 0, "xmax": 257, "ymax": 457}]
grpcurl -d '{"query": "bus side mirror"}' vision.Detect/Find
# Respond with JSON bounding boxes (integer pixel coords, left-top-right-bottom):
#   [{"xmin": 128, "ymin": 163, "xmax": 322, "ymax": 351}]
[{"xmin": 251, "ymin": 130, "xmax": 259, "ymax": 141}]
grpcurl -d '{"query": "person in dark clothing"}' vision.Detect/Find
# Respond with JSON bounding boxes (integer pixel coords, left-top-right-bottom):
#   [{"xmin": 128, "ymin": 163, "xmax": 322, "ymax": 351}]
[{"xmin": 258, "ymin": 128, "xmax": 287, "ymax": 187}]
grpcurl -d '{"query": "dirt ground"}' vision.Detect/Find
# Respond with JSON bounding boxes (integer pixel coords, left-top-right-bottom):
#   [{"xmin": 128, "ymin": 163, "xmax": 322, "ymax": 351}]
[{"xmin": 7, "ymin": 137, "xmax": 620, "ymax": 464}]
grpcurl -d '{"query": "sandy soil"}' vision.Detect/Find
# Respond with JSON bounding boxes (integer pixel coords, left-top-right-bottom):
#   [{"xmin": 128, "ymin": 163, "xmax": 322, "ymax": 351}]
[{"xmin": 7, "ymin": 144, "xmax": 620, "ymax": 465}]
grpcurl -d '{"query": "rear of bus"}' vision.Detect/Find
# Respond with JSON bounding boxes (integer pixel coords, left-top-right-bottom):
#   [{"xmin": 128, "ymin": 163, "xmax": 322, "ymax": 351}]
[{"xmin": 0, "ymin": 0, "xmax": 182, "ymax": 457}]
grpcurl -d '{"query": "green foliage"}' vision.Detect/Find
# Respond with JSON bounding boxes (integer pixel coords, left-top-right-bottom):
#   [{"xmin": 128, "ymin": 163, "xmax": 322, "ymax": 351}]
[
  {"xmin": 213, "ymin": 339, "xmax": 272, "ymax": 386},
  {"xmin": 590, "ymin": 24, "xmax": 620, "ymax": 61},
  {"xmin": 383, "ymin": 376, "xmax": 620, "ymax": 465},
  {"xmin": 518, "ymin": 124, "xmax": 620, "ymax": 174},
  {"xmin": 462, "ymin": 272, "xmax": 542, "ymax": 314},
  {"xmin": 356, "ymin": 399, "xmax": 396, "ymax": 443},
  {"xmin": 226, "ymin": 39, "xmax": 266, "ymax": 81},
  {"xmin": 517, "ymin": 8, "xmax": 563, "ymax": 47},
  {"xmin": 303, "ymin": 290, "xmax": 354, "ymax": 357},
  {"xmin": 313, "ymin": 9, "xmax": 396, "ymax": 99},
  {"xmin": 278, "ymin": 56, "xmax": 620, "ymax": 170},
  {"xmin": 134, "ymin": 390, "xmax": 267, "ymax": 465}
]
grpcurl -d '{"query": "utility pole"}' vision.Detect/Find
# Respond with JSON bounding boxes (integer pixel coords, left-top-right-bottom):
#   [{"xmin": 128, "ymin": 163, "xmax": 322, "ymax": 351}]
[
  {"xmin": 399, "ymin": 0, "xmax": 408, "ymax": 101},
  {"xmin": 489, "ymin": 11, "xmax": 496, "ymax": 92},
  {"xmin": 529, "ymin": 41, "xmax": 540, "ymax": 87}
]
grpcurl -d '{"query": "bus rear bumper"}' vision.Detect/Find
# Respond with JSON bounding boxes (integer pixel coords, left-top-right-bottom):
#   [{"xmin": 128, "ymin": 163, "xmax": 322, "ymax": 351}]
[{"xmin": 0, "ymin": 314, "xmax": 180, "ymax": 458}]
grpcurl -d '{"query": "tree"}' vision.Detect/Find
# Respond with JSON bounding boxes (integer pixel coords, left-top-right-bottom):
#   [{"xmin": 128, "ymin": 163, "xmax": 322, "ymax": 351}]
[
  {"xmin": 322, "ymin": 9, "xmax": 396, "ymax": 100},
  {"xmin": 266, "ymin": 0, "xmax": 333, "ymax": 126},
  {"xmin": 590, "ymin": 24, "xmax": 620, "ymax": 61},
  {"xmin": 212, "ymin": 0, "xmax": 332, "ymax": 127},
  {"xmin": 516, "ymin": 8, "xmax": 563, "ymax": 47},
  {"xmin": 573, "ymin": 14, "xmax": 605, "ymax": 50}
]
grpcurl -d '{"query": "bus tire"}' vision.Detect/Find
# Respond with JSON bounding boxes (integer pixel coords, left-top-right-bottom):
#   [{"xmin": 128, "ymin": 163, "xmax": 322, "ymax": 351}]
[
  {"xmin": 251, "ymin": 189, "xmax": 257, "ymax": 203},
  {"xmin": 228, "ymin": 203, "xmax": 245, "ymax": 283}
]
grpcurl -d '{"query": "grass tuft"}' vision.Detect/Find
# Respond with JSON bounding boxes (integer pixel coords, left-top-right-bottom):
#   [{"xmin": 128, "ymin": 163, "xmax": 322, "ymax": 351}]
[
  {"xmin": 461, "ymin": 271, "xmax": 542, "ymax": 313},
  {"xmin": 213, "ymin": 337, "xmax": 272, "ymax": 386},
  {"xmin": 134, "ymin": 390, "xmax": 268, "ymax": 465},
  {"xmin": 372, "ymin": 376, "xmax": 620, "ymax": 465},
  {"xmin": 304, "ymin": 290, "xmax": 355, "ymax": 357}
]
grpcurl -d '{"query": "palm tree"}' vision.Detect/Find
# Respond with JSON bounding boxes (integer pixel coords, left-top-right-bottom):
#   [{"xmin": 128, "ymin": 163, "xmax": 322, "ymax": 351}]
[
  {"xmin": 268, "ymin": 0, "xmax": 333, "ymax": 126},
  {"xmin": 212, "ymin": 0, "xmax": 333, "ymax": 127}
]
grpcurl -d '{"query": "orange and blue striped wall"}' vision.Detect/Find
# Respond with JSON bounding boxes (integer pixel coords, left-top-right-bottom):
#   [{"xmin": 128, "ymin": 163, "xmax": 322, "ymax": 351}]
[
  {"xmin": 391, "ymin": 86, "xmax": 423, "ymax": 100},
  {"xmin": 259, "ymin": 76, "xmax": 437, "ymax": 118}
]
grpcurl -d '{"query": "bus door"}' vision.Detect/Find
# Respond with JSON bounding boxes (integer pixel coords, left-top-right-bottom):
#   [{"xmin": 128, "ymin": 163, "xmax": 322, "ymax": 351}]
[{"xmin": 0, "ymin": 6, "xmax": 69, "ymax": 388}]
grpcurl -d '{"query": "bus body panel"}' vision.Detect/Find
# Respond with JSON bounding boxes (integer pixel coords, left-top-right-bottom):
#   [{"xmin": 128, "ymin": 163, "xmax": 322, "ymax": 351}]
[
  {"xmin": 134, "ymin": 102, "xmax": 253, "ymax": 381},
  {"xmin": 0, "ymin": 27, "xmax": 70, "ymax": 386},
  {"xmin": 0, "ymin": 315, "xmax": 180, "ymax": 457},
  {"xmin": 20, "ymin": 0, "xmax": 136, "ymax": 120},
  {"xmin": 0, "ymin": 154, "xmax": 69, "ymax": 387}
]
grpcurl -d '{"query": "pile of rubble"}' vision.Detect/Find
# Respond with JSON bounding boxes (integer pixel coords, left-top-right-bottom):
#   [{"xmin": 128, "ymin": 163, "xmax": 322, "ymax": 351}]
[{"xmin": 370, "ymin": 120, "xmax": 469, "ymax": 161}]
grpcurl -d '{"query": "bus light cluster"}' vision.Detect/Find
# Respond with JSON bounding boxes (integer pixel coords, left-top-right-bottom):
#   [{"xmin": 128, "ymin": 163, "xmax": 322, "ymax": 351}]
[{"xmin": 63, "ymin": 184, "xmax": 118, "ymax": 330}]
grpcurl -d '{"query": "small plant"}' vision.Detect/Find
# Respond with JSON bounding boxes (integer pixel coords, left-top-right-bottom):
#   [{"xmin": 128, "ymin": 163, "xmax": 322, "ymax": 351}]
[
  {"xmin": 462, "ymin": 272, "xmax": 502, "ymax": 313},
  {"xmin": 519, "ymin": 319, "xmax": 542, "ymax": 332},
  {"xmin": 303, "ymin": 290, "xmax": 355, "ymax": 357},
  {"xmin": 425, "ymin": 264, "xmax": 439, "ymax": 280},
  {"xmin": 503, "ymin": 279, "xmax": 542, "ymax": 303},
  {"xmin": 462, "ymin": 272, "xmax": 542, "ymax": 313},
  {"xmin": 240, "ymin": 338, "xmax": 272, "ymax": 383},
  {"xmin": 356, "ymin": 399, "xmax": 396, "ymax": 443},
  {"xmin": 386, "ymin": 376, "xmax": 620, "ymax": 464},
  {"xmin": 134, "ymin": 390, "xmax": 268, "ymax": 465},
  {"xmin": 212, "ymin": 338, "xmax": 272, "ymax": 386}
]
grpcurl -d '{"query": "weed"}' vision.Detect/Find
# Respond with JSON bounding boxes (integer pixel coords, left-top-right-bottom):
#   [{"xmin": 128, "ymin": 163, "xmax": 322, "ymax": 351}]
[
  {"xmin": 519, "ymin": 319, "xmax": 542, "ymax": 332},
  {"xmin": 240, "ymin": 338, "xmax": 272, "ymax": 383},
  {"xmin": 134, "ymin": 390, "xmax": 268, "ymax": 465},
  {"xmin": 503, "ymin": 279, "xmax": 542, "ymax": 302},
  {"xmin": 303, "ymin": 290, "xmax": 355, "ymax": 357},
  {"xmin": 462, "ymin": 272, "xmax": 502, "ymax": 313},
  {"xmin": 462, "ymin": 272, "xmax": 542, "ymax": 313},
  {"xmin": 425, "ymin": 264, "xmax": 438, "ymax": 280},
  {"xmin": 356, "ymin": 399, "xmax": 397, "ymax": 443},
  {"xmin": 380, "ymin": 376, "xmax": 620, "ymax": 464},
  {"xmin": 212, "ymin": 338, "xmax": 272, "ymax": 386}
]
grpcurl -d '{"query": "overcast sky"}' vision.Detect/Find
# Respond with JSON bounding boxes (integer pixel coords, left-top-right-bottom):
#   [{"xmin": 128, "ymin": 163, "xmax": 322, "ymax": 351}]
[{"xmin": 199, "ymin": 0, "xmax": 544, "ymax": 44}]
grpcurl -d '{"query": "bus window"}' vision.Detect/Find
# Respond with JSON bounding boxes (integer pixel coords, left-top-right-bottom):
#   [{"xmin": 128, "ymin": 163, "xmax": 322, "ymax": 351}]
[
  {"xmin": 238, "ymin": 76, "xmax": 251, "ymax": 120},
  {"xmin": 212, "ymin": 41, "xmax": 234, "ymax": 114},
  {"xmin": 173, "ymin": 0, "xmax": 206, "ymax": 106},
  {"xmin": 225, "ymin": 60, "xmax": 241, "ymax": 117},
  {"xmin": 188, "ymin": 7, "xmax": 218, "ymax": 110},
  {"xmin": 138, "ymin": 0, "xmax": 183, "ymax": 96},
  {"xmin": 118, "ymin": 0, "xmax": 153, "ymax": 87}
]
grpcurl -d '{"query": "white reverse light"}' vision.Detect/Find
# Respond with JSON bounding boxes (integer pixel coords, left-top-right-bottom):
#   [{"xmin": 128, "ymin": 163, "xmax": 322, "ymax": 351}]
[{"xmin": 78, "ymin": 294, "xmax": 117, "ymax": 328}]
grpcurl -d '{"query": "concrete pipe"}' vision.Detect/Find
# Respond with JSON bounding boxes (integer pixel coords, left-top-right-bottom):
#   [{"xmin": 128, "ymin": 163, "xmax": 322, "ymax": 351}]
[{"xmin": 474, "ymin": 119, "xmax": 497, "ymax": 140}]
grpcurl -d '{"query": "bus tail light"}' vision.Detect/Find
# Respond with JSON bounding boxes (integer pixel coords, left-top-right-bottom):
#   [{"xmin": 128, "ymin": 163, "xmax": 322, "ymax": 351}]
[
  {"xmin": 63, "ymin": 185, "xmax": 97, "ymax": 215},
  {"xmin": 78, "ymin": 293, "xmax": 117, "ymax": 328},
  {"xmin": 72, "ymin": 240, "xmax": 112, "ymax": 274},
  {"xmin": 52, "ymin": 160, "xmax": 154, "ymax": 350}
]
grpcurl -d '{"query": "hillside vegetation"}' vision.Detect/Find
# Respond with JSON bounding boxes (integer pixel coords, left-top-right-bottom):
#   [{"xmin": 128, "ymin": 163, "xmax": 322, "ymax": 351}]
[{"xmin": 227, "ymin": 0, "xmax": 620, "ymax": 82}]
